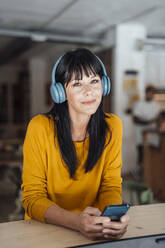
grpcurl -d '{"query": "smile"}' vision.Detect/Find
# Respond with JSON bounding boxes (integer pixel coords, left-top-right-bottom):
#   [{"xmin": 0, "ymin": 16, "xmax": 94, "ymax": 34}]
[{"xmin": 82, "ymin": 100, "xmax": 96, "ymax": 104}]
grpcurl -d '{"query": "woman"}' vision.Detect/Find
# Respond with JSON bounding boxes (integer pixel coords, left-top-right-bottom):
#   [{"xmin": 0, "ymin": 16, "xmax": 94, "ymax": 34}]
[{"xmin": 21, "ymin": 48, "xmax": 129, "ymax": 240}]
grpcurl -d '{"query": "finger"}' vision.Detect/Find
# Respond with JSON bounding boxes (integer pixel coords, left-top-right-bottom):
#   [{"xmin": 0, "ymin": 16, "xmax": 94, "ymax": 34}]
[
  {"xmin": 93, "ymin": 216, "xmax": 110, "ymax": 225},
  {"xmin": 84, "ymin": 223, "xmax": 104, "ymax": 233},
  {"xmin": 83, "ymin": 207, "xmax": 101, "ymax": 216},
  {"xmin": 87, "ymin": 227, "xmax": 127, "ymax": 240},
  {"xmin": 103, "ymin": 221, "xmax": 123, "ymax": 230},
  {"xmin": 103, "ymin": 227, "xmax": 127, "ymax": 236},
  {"xmin": 103, "ymin": 215, "xmax": 130, "ymax": 229},
  {"xmin": 103, "ymin": 228, "xmax": 123, "ymax": 236},
  {"xmin": 120, "ymin": 213, "xmax": 130, "ymax": 223},
  {"xmin": 104, "ymin": 227, "xmax": 127, "ymax": 240}
]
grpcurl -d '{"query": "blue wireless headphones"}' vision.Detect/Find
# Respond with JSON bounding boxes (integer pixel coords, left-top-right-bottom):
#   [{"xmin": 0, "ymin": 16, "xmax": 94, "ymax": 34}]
[{"xmin": 50, "ymin": 55, "xmax": 111, "ymax": 104}]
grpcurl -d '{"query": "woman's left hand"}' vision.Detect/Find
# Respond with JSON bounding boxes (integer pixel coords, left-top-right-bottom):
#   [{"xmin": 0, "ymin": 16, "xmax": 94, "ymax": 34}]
[{"xmin": 101, "ymin": 213, "xmax": 130, "ymax": 240}]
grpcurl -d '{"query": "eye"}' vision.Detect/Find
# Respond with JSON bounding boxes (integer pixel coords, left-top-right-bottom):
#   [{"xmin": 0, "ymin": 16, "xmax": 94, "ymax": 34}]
[
  {"xmin": 91, "ymin": 79, "xmax": 99, "ymax": 84},
  {"xmin": 73, "ymin": 82, "xmax": 81, "ymax": 87}
]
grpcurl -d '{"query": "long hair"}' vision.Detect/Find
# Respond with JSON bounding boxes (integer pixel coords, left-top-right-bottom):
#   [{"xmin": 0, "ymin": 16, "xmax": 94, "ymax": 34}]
[{"xmin": 46, "ymin": 48, "xmax": 111, "ymax": 178}]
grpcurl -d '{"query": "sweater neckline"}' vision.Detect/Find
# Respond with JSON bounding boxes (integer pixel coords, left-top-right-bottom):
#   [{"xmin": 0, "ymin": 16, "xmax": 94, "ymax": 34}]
[{"xmin": 73, "ymin": 136, "xmax": 89, "ymax": 147}]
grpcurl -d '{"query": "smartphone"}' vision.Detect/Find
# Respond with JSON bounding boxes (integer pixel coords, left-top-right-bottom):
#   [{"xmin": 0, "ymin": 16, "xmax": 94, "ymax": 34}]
[{"xmin": 101, "ymin": 204, "xmax": 130, "ymax": 221}]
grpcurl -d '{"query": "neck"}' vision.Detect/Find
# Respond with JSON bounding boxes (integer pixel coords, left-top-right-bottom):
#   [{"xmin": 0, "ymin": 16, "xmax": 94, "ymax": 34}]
[{"xmin": 69, "ymin": 113, "xmax": 90, "ymax": 141}]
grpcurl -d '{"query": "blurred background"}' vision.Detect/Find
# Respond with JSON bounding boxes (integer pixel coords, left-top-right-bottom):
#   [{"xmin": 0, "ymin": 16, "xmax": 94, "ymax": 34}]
[{"xmin": 0, "ymin": 0, "xmax": 165, "ymax": 222}]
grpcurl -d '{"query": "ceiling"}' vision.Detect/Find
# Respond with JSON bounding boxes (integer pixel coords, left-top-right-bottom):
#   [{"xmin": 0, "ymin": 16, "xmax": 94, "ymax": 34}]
[{"xmin": 0, "ymin": 0, "xmax": 165, "ymax": 65}]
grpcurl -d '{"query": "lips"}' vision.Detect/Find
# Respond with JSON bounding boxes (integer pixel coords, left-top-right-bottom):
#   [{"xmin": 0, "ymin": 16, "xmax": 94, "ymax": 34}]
[{"xmin": 82, "ymin": 100, "xmax": 96, "ymax": 104}]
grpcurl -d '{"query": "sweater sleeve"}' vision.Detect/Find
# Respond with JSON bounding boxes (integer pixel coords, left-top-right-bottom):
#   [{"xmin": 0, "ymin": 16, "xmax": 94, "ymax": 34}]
[
  {"xmin": 21, "ymin": 115, "xmax": 55, "ymax": 222},
  {"xmin": 94, "ymin": 116, "xmax": 123, "ymax": 211}
]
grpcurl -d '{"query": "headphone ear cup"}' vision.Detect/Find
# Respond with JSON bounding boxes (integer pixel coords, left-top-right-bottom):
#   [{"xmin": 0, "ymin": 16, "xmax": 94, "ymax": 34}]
[
  {"xmin": 50, "ymin": 82, "xmax": 66, "ymax": 103},
  {"xmin": 102, "ymin": 75, "xmax": 111, "ymax": 96}
]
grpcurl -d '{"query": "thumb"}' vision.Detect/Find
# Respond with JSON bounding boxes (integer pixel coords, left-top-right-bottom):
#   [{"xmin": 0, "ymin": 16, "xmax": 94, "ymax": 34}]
[
  {"xmin": 121, "ymin": 213, "xmax": 130, "ymax": 223},
  {"xmin": 83, "ymin": 206, "xmax": 101, "ymax": 216}
]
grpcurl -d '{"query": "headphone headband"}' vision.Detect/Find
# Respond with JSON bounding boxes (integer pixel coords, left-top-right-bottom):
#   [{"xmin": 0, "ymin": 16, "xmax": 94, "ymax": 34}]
[
  {"xmin": 96, "ymin": 56, "xmax": 107, "ymax": 76},
  {"xmin": 51, "ymin": 56, "xmax": 63, "ymax": 85}
]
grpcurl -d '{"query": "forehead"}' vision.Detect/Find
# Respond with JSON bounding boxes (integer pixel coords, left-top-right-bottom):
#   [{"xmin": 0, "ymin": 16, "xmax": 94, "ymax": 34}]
[{"xmin": 71, "ymin": 71, "xmax": 99, "ymax": 81}]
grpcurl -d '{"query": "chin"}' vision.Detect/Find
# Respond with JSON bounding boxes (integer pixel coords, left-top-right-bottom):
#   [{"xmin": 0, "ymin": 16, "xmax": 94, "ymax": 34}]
[
  {"xmin": 82, "ymin": 108, "xmax": 98, "ymax": 115},
  {"xmin": 79, "ymin": 102, "xmax": 101, "ymax": 115}
]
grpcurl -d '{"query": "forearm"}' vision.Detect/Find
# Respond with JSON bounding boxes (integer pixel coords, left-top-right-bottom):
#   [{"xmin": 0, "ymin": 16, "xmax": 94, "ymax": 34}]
[{"xmin": 44, "ymin": 204, "xmax": 81, "ymax": 231}]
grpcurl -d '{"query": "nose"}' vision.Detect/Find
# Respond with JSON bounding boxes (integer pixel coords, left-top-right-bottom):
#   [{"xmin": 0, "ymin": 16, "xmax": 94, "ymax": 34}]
[{"xmin": 82, "ymin": 84, "xmax": 92, "ymax": 95}]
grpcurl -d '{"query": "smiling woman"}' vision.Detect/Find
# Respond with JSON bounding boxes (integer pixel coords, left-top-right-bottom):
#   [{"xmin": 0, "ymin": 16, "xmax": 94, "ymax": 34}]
[{"xmin": 21, "ymin": 48, "xmax": 129, "ymax": 240}]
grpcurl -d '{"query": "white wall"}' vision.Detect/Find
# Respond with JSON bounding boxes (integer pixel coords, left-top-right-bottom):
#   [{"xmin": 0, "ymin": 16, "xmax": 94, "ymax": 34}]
[
  {"xmin": 113, "ymin": 23, "xmax": 147, "ymax": 173},
  {"xmin": 145, "ymin": 51, "xmax": 165, "ymax": 88}
]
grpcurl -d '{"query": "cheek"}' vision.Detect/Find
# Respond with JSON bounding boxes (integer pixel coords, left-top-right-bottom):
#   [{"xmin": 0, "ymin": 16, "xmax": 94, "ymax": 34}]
[
  {"xmin": 66, "ymin": 91, "xmax": 79, "ymax": 107},
  {"xmin": 95, "ymin": 86, "xmax": 103, "ymax": 98},
  {"xmin": 66, "ymin": 88, "xmax": 75, "ymax": 101}
]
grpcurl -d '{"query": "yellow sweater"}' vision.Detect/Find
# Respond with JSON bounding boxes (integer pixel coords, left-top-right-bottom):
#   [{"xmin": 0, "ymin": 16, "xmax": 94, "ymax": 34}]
[{"xmin": 21, "ymin": 113, "xmax": 123, "ymax": 222}]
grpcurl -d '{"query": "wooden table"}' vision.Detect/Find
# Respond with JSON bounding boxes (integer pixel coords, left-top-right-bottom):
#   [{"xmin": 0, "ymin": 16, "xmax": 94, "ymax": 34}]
[{"xmin": 0, "ymin": 203, "xmax": 165, "ymax": 248}]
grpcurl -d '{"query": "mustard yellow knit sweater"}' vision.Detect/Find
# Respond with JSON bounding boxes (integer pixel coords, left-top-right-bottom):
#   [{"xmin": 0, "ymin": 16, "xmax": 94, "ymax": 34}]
[{"xmin": 21, "ymin": 113, "xmax": 123, "ymax": 222}]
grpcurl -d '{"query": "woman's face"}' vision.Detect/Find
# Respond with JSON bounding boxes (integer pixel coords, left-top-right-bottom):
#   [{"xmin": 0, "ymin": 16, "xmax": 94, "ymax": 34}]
[{"xmin": 65, "ymin": 71, "xmax": 102, "ymax": 117}]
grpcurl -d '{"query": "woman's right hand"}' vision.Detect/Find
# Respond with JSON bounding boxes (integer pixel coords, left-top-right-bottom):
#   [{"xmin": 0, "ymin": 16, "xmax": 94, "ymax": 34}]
[{"xmin": 78, "ymin": 206, "xmax": 110, "ymax": 240}]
